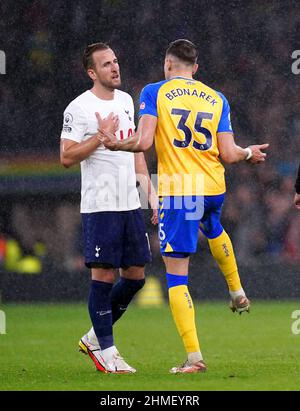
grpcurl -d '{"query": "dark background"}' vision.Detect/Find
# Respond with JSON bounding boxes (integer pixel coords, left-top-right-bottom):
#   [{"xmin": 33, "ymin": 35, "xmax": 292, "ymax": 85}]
[{"xmin": 0, "ymin": 0, "xmax": 300, "ymax": 301}]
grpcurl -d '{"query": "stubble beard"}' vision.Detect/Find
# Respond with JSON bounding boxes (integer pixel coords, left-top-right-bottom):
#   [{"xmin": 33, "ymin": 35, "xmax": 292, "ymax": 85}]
[{"xmin": 100, "ymin": 76, "xmax": 121, "ymax": 91}]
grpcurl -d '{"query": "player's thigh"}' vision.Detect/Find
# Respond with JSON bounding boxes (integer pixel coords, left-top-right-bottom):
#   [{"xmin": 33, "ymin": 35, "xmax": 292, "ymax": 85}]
[
  {"xmin": 81, "ymin": 211, "xmax": 124, "ymax": 269},
  {"xmin": 200, "ymin": 194, "xmax": 225, "ymax": 239},
  {"xmin": 121, "ymin": 209, "xmax": 151, "ymax": 268},
  {"xmin": 159, "ymin": 196, "xmax": 202, "ymax": 254}
]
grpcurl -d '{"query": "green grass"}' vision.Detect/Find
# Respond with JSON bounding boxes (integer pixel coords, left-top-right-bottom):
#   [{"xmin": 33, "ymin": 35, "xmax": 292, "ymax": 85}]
[{"xmin": 0, "ymin": 301, "xmax": 300, "ymax": 391}]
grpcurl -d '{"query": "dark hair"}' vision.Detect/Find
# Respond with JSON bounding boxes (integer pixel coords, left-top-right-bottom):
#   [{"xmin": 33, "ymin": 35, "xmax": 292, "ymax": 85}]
[
  {"xmin": 82, "ymin": 42, "xmax": 110, "ymax": 70},
  {"xmin": 166, "ymin": 39, "xmax": 198, "ymax": 65}
]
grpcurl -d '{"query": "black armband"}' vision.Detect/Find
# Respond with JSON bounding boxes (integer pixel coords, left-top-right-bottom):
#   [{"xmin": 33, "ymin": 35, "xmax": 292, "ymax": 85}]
[{"xmin": 295, "ymin": 162, "xmax": 300, "ymax": 194}]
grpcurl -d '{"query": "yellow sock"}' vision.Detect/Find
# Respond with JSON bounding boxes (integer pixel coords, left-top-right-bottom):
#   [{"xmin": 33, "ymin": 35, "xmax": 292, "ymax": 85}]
[
  {"xmin": 168, "ymin": 285, "xmax": 200, "ymax": 353},
  {"xmin": 208, "ymin": 230, "xmax": 242, "ymax": 292}
]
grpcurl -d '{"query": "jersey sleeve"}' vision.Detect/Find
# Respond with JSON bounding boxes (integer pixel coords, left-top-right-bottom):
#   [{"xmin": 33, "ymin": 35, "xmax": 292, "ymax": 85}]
[
  {"xmin": 60, "ymin": 102, "xmax": 87, "ymax": 142},
  {"xmin": 129, "ymin": 95, "xmax": 136, "ymax": 129},
  {"xmin": 217, "ymin": 92, "xmax": 233, "ymax": 133},
  {"xmin": 139, "ymin": 83, "xmax": 159, "ymax": 117}
]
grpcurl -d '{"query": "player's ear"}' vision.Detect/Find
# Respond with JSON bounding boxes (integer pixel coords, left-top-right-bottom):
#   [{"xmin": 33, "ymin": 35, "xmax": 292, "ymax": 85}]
[
  {"xmin": 192, "ymin": 63, "xmax": 198, "ymax": 76},
  {"xmin": 87, "ymin": 68, "xmax": 97, "ymax": 81},
  {"xmin": 164, "ymin": 57, "xmax": 172, "ymax": 72}
]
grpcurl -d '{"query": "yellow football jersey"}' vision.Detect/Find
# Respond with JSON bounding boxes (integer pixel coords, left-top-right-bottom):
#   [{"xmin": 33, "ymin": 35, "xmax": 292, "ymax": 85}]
[{"xmin": 139, "ymin": 77, "xmax": 233, "ymax": 196}]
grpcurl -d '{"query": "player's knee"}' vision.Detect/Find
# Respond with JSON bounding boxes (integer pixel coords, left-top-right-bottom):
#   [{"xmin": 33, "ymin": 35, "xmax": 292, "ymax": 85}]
[
  {"xmin": 202, "ymin": 224, "xmax": 224, "ymax": 239},
  {"xmin": 120, "ymin": 277, "xmax": 145, "ymax": 290},
  {"xmin": 121, "ymin": 265, "xmax": 145, "ymax": 280},
  {"xmin": 91, "ymin": 266, "xmax": 116, "ymax": 283}
]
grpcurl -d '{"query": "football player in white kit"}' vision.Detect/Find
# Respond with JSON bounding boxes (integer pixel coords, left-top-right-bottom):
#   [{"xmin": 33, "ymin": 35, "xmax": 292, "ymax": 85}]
[{"xmin": 60, "ymin": 43, "xmax": 157, "ymax": 374}]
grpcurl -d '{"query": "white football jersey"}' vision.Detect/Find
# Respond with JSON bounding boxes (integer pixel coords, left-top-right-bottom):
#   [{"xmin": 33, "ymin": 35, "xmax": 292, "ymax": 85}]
[{"xmin": 60, "ymin": 90, "xmax": 141, "ymax": 213}]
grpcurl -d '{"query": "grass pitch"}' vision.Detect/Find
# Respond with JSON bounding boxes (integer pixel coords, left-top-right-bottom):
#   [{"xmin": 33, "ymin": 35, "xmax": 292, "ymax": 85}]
[{"xmin": 0, "ymin": 301, "xmax": 300, "ymax": 391}]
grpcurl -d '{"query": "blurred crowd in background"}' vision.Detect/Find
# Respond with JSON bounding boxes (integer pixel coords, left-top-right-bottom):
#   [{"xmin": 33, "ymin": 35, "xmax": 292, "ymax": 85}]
[{"xmin": 1, "ymin": 0, "xmax": 300, "ymax": 274}]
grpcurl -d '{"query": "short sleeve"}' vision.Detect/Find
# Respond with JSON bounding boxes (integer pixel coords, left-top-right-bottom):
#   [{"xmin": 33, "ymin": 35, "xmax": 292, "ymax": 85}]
[
  {"xmin": 128, "ymin": 95, "xmax": 136, "ymax": 128},
  {"xmin": 60, "ymin": 102, "xmax": 87, "ymax": 143},
  {"xmin": 217, "ymin": 92, "xmax": 233, "ymax": 133},
  {"xmin": 139, "ymin": 84, "xmax": 159, "ymax": 117}
]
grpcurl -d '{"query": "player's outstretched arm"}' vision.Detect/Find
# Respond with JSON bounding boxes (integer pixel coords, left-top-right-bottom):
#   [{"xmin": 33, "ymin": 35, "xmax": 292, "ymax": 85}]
[
  {"xmin": 217, "ymin": 132, "xmax": 269, "ymax": 164},
  {"xmin": 60, "ymin": 113, "xmax": 118, "ymax": 168},
  {"xmin": 97, "ymin": 114, "xmax": 157, "ymax": 153}
]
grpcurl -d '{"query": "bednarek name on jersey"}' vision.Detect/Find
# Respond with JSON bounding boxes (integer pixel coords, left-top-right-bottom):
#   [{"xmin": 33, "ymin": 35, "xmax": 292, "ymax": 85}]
[{"xmin": 165, "ymin": 87, "xmax": 218, "ymax": 106}]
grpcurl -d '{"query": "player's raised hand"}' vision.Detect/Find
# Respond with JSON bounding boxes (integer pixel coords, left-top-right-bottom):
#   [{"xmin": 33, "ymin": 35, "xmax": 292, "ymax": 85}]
[
  {"xmin": 294, "ymin": 193, "xmax": 300, "ymax": 210},
  {"xmin": 247, "ymin": 143, "xmax": 269, "ymax": 164},
  {"xmin": 95, "ymin": 112, "xmax": 119, "ymax": 134}
]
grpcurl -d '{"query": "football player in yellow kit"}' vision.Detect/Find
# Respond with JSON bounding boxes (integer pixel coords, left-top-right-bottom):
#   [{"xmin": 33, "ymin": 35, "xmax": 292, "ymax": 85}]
[{"xmin": 98, "ymin": 39, "xmax": 269, "ymax": 374}]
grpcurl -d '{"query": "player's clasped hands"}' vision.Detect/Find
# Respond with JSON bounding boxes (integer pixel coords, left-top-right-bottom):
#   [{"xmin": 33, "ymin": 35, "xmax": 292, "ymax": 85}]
[
  {"xmin": 95, "ymin": 112, "xmax": 120, "ymax": 150},
  {"xmin": 247, "ymin": 143, "xmax": 269, "ymax": 164}
]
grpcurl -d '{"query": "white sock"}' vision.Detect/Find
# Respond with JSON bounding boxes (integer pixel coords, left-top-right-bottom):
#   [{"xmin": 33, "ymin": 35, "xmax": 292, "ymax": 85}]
[
  {"xmin": 87, "ymin": 327, "xmax": 100, "ymax": 347},
  {"xmin": 188, "ymin": 351, "xmax": 203, "ymax": 364},
  {"xmin": 229, "ymin": 288, "xmax": 246, "ymax": 300},
  {"xmin": 102, "ymin": 345, "xmax": 118, "ymax": 363}
]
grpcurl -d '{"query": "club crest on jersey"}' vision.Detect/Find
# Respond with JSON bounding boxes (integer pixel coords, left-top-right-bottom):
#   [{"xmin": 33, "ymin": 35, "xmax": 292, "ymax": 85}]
[
  {"xmin": 140, "ymin": 102, "xmax": 145, "ymax": 110},
  {"xmin": 95, "ymin": 246, "xmax": 101, "ymax": 257},
  {"xmin": 124, "ymin": 109, "xmax": 132, "ymax": 121}
]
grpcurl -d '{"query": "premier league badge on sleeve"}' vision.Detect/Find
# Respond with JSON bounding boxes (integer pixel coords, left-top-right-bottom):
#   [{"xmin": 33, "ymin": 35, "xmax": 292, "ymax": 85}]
[{"xmin": 63, "ymin": 112, "xmax": 73, "ymax": 132}]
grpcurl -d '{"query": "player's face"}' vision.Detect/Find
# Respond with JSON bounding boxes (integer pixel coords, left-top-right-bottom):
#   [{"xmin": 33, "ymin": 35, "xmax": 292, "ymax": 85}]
[{"xmin": 91, "ymin": 49, "xmax": 121, "ymax": 89}]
